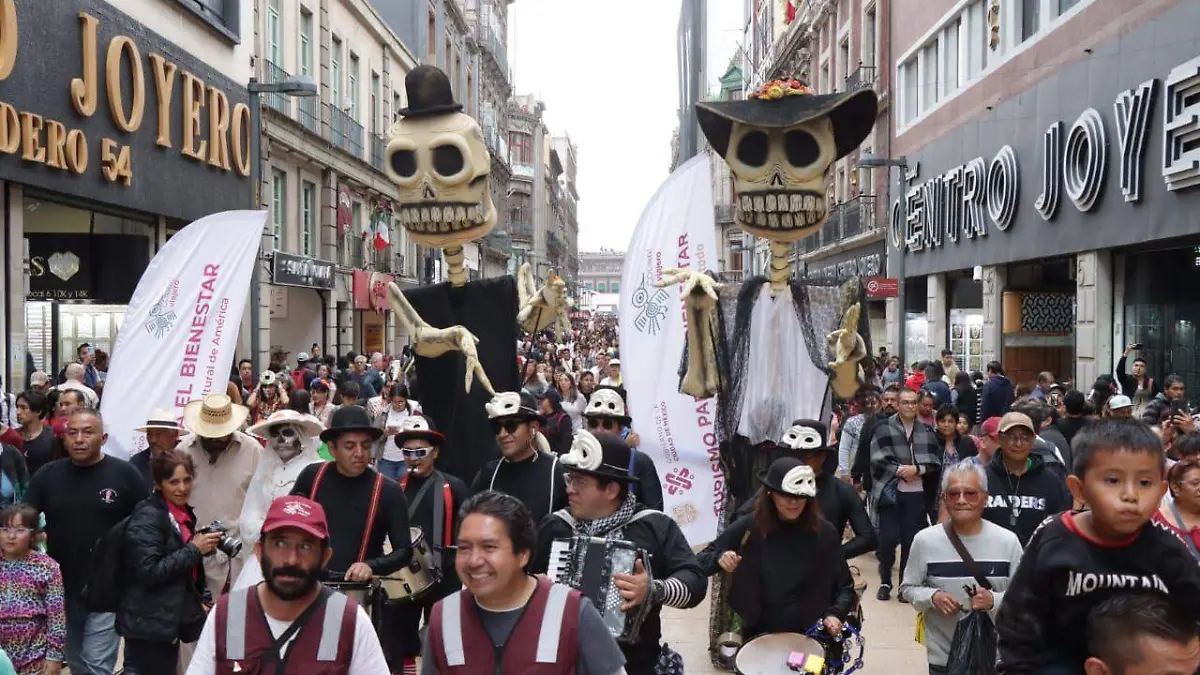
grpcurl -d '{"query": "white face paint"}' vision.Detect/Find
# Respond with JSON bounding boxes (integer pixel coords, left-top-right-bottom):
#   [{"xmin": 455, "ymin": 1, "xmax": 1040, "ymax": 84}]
[{"xmin": 268, "ymin": 424, "xmax": 305, "ymax": 461}]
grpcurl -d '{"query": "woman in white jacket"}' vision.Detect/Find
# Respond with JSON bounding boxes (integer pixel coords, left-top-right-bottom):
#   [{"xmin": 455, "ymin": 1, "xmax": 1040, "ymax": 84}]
[{"xmin": 555, "ymin": 372, "xmax": 588, "ymax": 431}]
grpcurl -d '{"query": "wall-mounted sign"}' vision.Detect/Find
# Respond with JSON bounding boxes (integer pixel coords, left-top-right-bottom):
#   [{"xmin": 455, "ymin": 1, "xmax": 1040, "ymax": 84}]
[
  {"xmin": 352, "ymin": 269, "xmax": 393, "ymax": 312},
  {"xmin": 269, "ymin": 286, "xmax": 288, "ymax": 319},
  {"xmin": 804, "ymin": 241, "xmax": 886, "ymax": 283},
  {"xmin": 893, "ymin": 52, "xmax": 1200, "ymax": 258},
  {"xmin": 865, "ymin": 277, "xmax": 900, "ymax": 298},
  {"xmin": 26, "ymin": 233, "xmax": 148, "ymax": 302},
  {"xmin": 0, "ymin": 0, "xmax": 252, "ymax": 222},
  {"xmin": 272, "ymin": 251, "xmax": 335, "ymax": 290}
]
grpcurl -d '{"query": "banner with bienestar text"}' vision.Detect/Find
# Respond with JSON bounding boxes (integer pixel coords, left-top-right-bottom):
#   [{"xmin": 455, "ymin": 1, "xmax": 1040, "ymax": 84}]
[
  {"xmin": 101, "ymin": 211, "xmax": 266, "ymax": 460},
  {"xmin": 619, "ymin": 154, "xmax": 723, "ymax": 546}
]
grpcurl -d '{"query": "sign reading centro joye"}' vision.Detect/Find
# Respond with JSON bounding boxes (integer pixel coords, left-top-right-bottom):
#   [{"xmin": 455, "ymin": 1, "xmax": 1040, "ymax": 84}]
[
  {"xmin": 0, "ymin": 0, "xmax": 252, "ymax": 221},
  {"xmin": 891, "ymin": 53, "xmax": 1200, "ymax": 258}
]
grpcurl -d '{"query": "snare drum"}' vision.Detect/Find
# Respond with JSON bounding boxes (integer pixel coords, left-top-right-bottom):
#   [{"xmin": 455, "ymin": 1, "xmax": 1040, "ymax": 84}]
[
  {"xmin": 326, "ymin": 580, "xmax": 381, "ymax": 629},
  {"xmin": 734, "ymin": 633, "xmax": 828, "ymax": 675},
  {"xmin": 381, "ymin": 526, "xmax": 438, "ymax": 604}
]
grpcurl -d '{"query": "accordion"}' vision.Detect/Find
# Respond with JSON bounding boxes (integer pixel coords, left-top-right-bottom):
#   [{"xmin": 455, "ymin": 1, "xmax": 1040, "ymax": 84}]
[{"xmin": 547, "ymin": 535, "xmax": 653, "ymax": 643}]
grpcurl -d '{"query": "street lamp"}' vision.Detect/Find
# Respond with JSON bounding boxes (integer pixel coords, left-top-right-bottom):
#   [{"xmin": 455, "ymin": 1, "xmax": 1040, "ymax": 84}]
[
  {"xmin": 858, "ymin": 152, "xmax": 909, "ymax": 365},
  {"xmin": 246, "ymin": 74, "xmax": 318, "ymax": 373}
]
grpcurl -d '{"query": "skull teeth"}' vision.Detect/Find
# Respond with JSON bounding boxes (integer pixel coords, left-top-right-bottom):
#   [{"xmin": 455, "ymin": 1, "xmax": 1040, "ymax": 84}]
[{"xmin": 735, "ymin": 192, "xmax": 827, "ymax": 230}]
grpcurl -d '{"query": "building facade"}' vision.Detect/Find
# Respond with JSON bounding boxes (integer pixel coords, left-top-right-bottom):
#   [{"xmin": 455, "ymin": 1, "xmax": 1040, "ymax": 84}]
[
  {"xmin": 885, "ymin": 0, "xmax": 1200, "ymax": 393},
  {"xmin": 552, "ymin": 135, "xmax": 580, "ymax": 288},
  {"xmin": 709, "ymin": 57, "xmax": 748, "ymax": 284},
  {"xmin": 579, "ymin": 250, "xmax": 625, "ymax": 314},
  {"xmin": 3, "ymin": 0, "xmax": 255, "ymax": 388}
]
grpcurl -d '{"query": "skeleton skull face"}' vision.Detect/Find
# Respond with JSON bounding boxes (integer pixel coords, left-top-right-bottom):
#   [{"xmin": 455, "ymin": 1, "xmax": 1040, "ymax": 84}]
[
  {"xmin": 268, "ymin": 424, "xmax": 305, "ymax": 461},
  {"xmin": 384, "ymin": 112, "xmax": 496, "ymax": 247},
  {"xmin": 728, "ymin": 118, "xmax": 836, "ymax": 243}
]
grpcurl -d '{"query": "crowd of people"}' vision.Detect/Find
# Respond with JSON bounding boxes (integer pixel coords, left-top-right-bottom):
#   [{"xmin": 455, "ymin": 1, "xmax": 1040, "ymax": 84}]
[{"xmin": 3, "ymin": 316, "xmax": 1200, "ymax": 675}]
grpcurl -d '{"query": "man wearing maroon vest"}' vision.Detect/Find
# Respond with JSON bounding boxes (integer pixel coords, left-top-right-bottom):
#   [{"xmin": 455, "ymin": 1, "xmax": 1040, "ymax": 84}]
[
  {"xmin": 422, "ymin": 491, "xmax": 627, "ymax": 675},
  {"xmin": 185, "ymin": 496, "xmax": 390, "ymax": 674}
]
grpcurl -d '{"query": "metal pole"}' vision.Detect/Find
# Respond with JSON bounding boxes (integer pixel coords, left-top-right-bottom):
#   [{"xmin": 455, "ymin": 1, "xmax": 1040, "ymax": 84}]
[
  {"xmin": 895, "ymin": 163, "xmax": 908, "ymax": 368},
  {"xmin": 249, "ymin": 82, "xmax": 264, "ymax": 373}
]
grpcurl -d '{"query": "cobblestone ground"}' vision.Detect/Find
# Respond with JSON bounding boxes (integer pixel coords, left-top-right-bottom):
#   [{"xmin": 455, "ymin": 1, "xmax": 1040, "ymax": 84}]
[{"xmin": 662, "ymin": 554, "xmax": 930, "ymax": 675}]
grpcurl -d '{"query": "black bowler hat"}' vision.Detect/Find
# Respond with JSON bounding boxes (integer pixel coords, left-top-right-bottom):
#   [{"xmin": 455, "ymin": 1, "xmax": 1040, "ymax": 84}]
[
  {"xmin": 559, "ymin": 430, "xmax": 641, "ymax": 484},
  {"xmin": 392, "ymin": 413, "xmax": 446, "ymax": 447},
  {"xmin": 758, "ymin": 457, "xmax": 817, "ymax": 498},
  {"xmin": 398, "ymin": 65, "xmax": 464, "ymax": 118},
  {"xmin": 779, "ymin": 419, "xmax": 832, "ymax": 455},
  {"xmin": 319, "ymin": 405, "xmax": 383, "ymax": 443},
  {"xmin": 485, "ymin": 391, "xmax": 544, "ymax": 424}
]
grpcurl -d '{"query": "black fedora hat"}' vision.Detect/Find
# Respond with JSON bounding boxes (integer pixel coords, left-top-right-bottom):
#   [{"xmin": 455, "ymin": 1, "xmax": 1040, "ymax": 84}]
[
  {"xmin": 757, "ymin": 457, "xmax": 817, "ymax": 498},
  {"xmin": 485, "ymin": 391, "xmax": 544, "ymax": 424},
  {"xmin": 779, "ymin": 419, "xmax": 832, "ymax": 455},
  {"xmin": 392, "ymin": 413, "xmax": 445, "ymax": 447},
  {"xmin": 319, "ymin": 405, "xmax": 383, "ymax": 443},
  {"xmin": 695, "ymin": 81, "xmax": 878, "ymax": 161},
  {"xmin": 559, "ymin": 430, "xmax": 641, "ymax": 484},
  {"xmin": 398, "ymin": 65, "xmax": 464, "ymax": 118}
]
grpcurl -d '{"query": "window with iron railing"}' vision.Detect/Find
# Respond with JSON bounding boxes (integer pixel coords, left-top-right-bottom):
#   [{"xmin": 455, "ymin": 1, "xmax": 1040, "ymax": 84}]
[
  {"xmin": 330, "ymin": 104, "xmax": 364, "ymax": 158},
  {"xmin": 371, "ymin": 134, "xmax": 385, "ymax": 172},
  {"xmin": 301, "ymin": 181, "xmax": 316, "ymax": 257}
]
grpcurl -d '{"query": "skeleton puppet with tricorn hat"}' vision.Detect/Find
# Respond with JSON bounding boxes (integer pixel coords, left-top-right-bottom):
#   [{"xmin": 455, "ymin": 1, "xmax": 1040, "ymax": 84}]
[
  {"xmin": 381, "ymin": 65, "xmax": 570, "ymax": 481},
  {"xmin": 657, "ymin": 79, "xmax": 879, "ymax": 505}
]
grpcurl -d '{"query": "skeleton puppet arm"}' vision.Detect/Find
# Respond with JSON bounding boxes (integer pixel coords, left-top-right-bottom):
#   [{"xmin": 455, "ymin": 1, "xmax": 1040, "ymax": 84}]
[
  {"xmin": 656, "ymin": 268, "xmax": 723, "ymax": 399},
  {"xmin": 516, "ymin": 263, "xmax": 571, "ymax": 342},
  {"xmin": 386, "ymin": 281, "xmax": 496, "ymax": 395},
  {"xmin": 826, "ymin": 302, "xmax": 868, "ymax": 400}
]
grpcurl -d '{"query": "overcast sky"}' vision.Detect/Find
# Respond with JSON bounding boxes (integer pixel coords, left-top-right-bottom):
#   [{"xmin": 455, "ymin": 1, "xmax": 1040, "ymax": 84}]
[{"xmin": 509, "ymin": 0, "xmax": 745, "ymax": 253}]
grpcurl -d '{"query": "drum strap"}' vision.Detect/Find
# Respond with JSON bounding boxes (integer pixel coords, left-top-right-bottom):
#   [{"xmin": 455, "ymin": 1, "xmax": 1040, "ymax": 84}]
[{"xmin": 311, "ymin": 463, "xmax": 386, "ymax": 564}]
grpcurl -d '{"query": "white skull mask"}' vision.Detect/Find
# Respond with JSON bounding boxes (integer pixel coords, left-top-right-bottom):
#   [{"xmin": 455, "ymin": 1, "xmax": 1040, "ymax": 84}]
[
  {"xmin": 727, "ymin": 117, "xmax": 836, "ymax": 243},
  {"xmin": 384, "ymin": 112, "xmax": 496, "ymax": 248},
  {"xmin": 782, "ymin": 464, "xmax": 818, "ymax": 498},
  {"xmin": 268, "ymin": 424, "xmax": 305, "ymax": 461},
  {"xmin": 781, "ymin": 424, "xmax": 825, "ymax": 451}
]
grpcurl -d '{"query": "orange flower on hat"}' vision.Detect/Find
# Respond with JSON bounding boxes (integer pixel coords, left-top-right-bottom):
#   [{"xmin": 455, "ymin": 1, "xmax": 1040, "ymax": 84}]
[{"xmin": 748, "ymin": 78, "xmax": 814, "ymax": 101}]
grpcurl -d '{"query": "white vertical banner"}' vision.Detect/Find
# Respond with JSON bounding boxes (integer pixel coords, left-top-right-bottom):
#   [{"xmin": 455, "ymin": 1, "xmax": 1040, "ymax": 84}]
[
  {"xmin": 620, "ymin": 154, "xmax": 722, "ymax": 546},
  {"xmin": 101, "ymin": 211, "xmax": 267, "ymax": 460}
]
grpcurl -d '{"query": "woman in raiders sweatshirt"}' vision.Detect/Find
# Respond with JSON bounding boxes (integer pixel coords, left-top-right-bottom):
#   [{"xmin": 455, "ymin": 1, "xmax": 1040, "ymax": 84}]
[{"xmin": 981, "ymin": 413, "xmax": 1072, "ymax": 546}]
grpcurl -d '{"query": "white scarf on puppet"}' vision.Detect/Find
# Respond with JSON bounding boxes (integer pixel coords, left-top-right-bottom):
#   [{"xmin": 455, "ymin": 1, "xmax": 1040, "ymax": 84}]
[{"xmin": 238, "ymin": 423, "xmax": 324, "ymax": 551}]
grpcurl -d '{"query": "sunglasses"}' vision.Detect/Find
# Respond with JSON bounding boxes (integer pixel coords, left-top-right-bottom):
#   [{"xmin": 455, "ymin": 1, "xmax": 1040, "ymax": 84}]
[
  {"xmin": 402, "ymin": 446, "xmax": 432, "ymax": 460},
  {"xmin": 587, "ymin": 418, "xmax": 619, "ymax": 431},
  {"xmin": 943, "ymin": 489, "xmax": 982, "ymax": 503},
  {"xmin": 491, "ymin": 419, "xmax": 526, "ymax": 435}
]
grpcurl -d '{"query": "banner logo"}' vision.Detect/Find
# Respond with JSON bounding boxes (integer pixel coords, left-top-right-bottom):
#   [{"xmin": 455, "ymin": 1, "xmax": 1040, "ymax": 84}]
[
  {"xmin": 630, "ymin": 273, "xmax": 670, "ymax": 335},
  {"xmin": 144, "ymin": 279, "xmax": 181, "ymax": 339},
  {"xmin": 664, "ymin": 467, "xmax": 694, "ymax": 495}
]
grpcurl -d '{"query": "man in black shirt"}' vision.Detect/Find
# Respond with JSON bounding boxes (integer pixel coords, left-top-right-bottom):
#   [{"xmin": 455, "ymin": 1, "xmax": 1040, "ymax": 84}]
[
  {"xmin": 129, "ymin": 408, "xmax": 185, "ymax": 488},
  {"xmin": 470, "ymin": 391, "xmax": 567, "ymax": 523},
  {"xmin": 14, "ymin": 390, "xmax": 55, "ymax": 475},
  {"xmin": 291, "ymin": 405, "xmax": 411, "ymax": 581},
  {"xmin": 25, "ymin": 407, "xmax": 148, "ymax": 675},
  {"xmin": 385, "ymin": 414, "xmax": 469, "ymax": 675}
]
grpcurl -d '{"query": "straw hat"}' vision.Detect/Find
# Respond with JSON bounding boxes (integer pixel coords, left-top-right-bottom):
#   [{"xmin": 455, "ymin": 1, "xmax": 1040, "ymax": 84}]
[
  {"xmin": 183, "ymin": 394, "xmax": 250, "ymax": 439},
  {"xmin": 134, "ymin": 408, "xmax": 185, "ymax": 433},
  {"xmin": 246, "ymin": 409, "xmax": 324, "ymax": 438}
]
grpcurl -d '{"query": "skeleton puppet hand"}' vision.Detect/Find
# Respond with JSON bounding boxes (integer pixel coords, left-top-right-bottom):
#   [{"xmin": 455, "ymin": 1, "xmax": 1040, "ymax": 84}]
[
  {"xmin": 826, "ymin": 302, "xmax": 868, "ymax": 400},
  {"xmin": 517, "ymin": 263, "xmax": 571, "ymax": 341},
  {"xmin": 656, "ymin": 268, "xmax": 722, "ymax": 310},
  {"xmin": 386, "ymin": 281, "xmax": 496, "ymax": 395},
  {"xmin": 657, "ymin": 268, "xmax": 724, "ymax": 398}
]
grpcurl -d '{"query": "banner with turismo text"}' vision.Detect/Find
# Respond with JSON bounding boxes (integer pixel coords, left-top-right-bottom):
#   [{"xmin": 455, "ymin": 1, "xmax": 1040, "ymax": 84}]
[
  {"xmin": 619, "ymin": 154, "xmax": 723, "ymax": 546},
  {"xmin": 101, "ymin": 211, "xmax": 266, "ymax": 460}
]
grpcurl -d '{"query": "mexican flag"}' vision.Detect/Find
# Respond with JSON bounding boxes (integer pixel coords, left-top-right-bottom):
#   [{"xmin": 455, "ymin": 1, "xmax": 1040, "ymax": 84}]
[
  {"xmin": 785, "ymin": 0, "xmax": 797, "ymax": 23},
  {"xmin": 369, "ymin": 212, "xmax": 390, "ymax": 251}
]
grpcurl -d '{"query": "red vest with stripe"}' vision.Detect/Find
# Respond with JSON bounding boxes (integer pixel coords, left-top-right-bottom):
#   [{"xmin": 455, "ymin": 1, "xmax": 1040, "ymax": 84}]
[
  {"xmin": 428, "ymin": 576, "xmax": 581, "ymax": 674},
  {"xmin": 213, "ymin": 586, "xmax": 357, "ymax": 675}
]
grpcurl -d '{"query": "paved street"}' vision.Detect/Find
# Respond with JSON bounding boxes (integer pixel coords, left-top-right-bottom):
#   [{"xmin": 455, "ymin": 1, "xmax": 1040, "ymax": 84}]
[{"xmin": 662, "ymin": 555, "xmax": 929, "ymax": 675}]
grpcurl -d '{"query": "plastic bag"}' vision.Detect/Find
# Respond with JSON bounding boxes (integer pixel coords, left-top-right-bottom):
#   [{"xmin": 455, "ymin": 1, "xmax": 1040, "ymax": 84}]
[{"xmin": 946, "ymin": 610, "xmax": 998, "ymax": 675}]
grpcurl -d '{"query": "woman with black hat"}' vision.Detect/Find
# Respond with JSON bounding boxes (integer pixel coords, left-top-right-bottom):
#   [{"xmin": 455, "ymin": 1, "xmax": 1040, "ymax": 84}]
[
  {"xmin": 698, "ymin": 457, "xmax": 857, "ymax": 640},
  {"xmin": 469, "ymin": 392, "xmax": 568, "ymax": 524}
]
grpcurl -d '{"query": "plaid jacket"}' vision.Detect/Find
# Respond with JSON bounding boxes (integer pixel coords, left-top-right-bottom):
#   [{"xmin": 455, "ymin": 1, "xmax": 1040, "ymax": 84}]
[{"xmin": 868, "ymin": 415, "xmax": 943, "ymax": 505}]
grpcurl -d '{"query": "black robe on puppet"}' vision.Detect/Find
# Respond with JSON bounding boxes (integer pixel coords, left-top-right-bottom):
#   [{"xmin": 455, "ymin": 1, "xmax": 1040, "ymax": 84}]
[
  {"xmin": 659, "ymin": 78, "xmax": 879, "ymax": 664},
  {"xmin": 383, "ymin": 66, "xmax": 567, "ymax": 485}
]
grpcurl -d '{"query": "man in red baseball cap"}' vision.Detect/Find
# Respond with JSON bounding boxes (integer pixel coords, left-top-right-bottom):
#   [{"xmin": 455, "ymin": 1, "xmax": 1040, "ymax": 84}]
[
  {"xmin": 185, "ymin": 496, "xmax": 389, "ymax": 674},
  {"xmin": 974, "ymin": 417, "xmax": 1003, "ymax": 467}
]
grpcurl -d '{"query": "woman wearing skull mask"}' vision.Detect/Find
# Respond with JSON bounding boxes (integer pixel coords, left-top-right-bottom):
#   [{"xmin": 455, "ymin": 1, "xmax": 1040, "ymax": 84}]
[
  {"xmin": 697, "ymin": 457, "xmax": 856, "ymax": 641},
  {"xmin": 245, "ymin": 373, "xmax": 288, "ymax": 425},
  {"xmin": 237, "ymin": 411, "xmax": 326, "ymax": 553}
]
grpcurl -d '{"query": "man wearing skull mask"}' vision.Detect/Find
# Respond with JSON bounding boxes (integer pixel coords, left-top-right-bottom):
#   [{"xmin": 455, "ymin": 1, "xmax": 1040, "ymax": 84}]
[
  {"xmin": 238, "ymin": 410, "xmax": 326, "ymax": 560},
  {"xmin": 532, "ymin": 430, "xmax": 707, "ymax": 675},
  {"xmin": 386, "ymin": 413, "xmax": 469, "ymax": 675},
  {"xmin": 381, "ymin": 65, "xmax": 571, "ymax": 493}
]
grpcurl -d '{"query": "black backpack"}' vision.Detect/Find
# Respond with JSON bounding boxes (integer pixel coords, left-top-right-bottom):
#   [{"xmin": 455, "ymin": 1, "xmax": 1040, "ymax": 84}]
[{"xmin": 82, "ymin": 516, "xmax": 131, "ymax": 613}]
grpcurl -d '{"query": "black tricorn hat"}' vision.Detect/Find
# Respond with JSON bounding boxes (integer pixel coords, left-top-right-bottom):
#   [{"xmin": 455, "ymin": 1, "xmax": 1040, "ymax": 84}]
[
  {"xmin": 695, "ymin": 85, "xmax": 878, "ymax": 160},
  {"xmin": 398, "ymin": 65, "xmax": 463, "ymax": 118}
]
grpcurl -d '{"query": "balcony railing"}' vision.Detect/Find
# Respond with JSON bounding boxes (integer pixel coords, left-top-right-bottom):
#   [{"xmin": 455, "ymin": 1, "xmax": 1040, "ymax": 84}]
[
  {"xmin": 263, "ymin": 61, "xmax": 292, "ymax": 115},
  {"xmin": 836, "ymin": 194, "xmax": 877, "ymax": 239},
  {"xmin": 511, "ymin": 161, "xmax": 535, "ymax": 180},
  {"xmin": 345, "ymin": 236, "xmax": 366, "ymax": 270},
  {"xmin": 371, "ymin": 245, "xmax": 393, "ymax": 273},
  {"xmin": 718, "ymin": 270, "xmax": 745, "ymax": 284},
  {"xmin": 329, "ymin": 104, "xmax": 363, "ymax": 158},
  {"xmin": 484, "ymin": 231, "xmax": 513, "ymax": 258},
  {"xmin": 547, "ymin": 231, "xmax": 564, "ymax": 254},
  {"xmin": 298, "ymin": 96, "xmax": 320, "ymax": 134},
  {"xmin": 509, "ymin": 220, "xmax": 534, "ymax": 241},
  {"xmin": 371, "ymin": 134, "xmax": 386, "ymax": 172},
  {"xmin": 845, "ymin": 63, "xmax": 878, "ymax": 91},
  {"xmin": 715, "ymin": 204, "xmax": 735, "ymax": 223},
  {"xmin": 483, "ymin": 125, "xmax": 509, "ymax": 168},
  {"xmin": 476, "ymin": 23, "xmax": 510, "ymax": 82}
]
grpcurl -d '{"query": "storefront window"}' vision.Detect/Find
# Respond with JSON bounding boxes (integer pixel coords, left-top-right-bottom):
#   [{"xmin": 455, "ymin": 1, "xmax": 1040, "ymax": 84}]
[{"xmin": 1124, "ymin": 247, "xmax": 1200, "ymax": 404}]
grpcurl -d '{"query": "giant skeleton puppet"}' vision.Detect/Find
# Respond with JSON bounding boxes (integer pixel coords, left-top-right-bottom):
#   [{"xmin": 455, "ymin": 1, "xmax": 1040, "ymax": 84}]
[
  {"xmin": 659, "ymin": 79, "xmax": 879, "ymax": 504},
  {"xmin": 381, "ymin": 66, "xmax": 569, "ymax": 481}
]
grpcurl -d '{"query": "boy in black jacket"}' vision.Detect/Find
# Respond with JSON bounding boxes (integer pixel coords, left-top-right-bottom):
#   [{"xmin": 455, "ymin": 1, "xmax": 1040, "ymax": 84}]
[{"xmin": 996, "ymin": 419, "xmax": 1200, "ymax": 675}]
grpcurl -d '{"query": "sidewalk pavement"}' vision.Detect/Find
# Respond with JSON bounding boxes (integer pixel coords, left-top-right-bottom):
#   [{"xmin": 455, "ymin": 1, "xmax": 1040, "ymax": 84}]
[{"xmin": 661, "ymin": 554, "xmax": 930, "ymax": 674}]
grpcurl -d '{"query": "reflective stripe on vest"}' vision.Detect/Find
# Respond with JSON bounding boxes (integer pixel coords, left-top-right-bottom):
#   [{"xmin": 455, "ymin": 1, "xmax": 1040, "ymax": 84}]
[
  {"xmin": 317, "ymin": 592, "xmax": 349, "ymax": 662},
  {"xmin": 225, "ymin": 589, "xmax": 249, "ymax": 660},
  {"xmin": 442, "ymin": 583, "xmax": 572, "ymax": 667}
]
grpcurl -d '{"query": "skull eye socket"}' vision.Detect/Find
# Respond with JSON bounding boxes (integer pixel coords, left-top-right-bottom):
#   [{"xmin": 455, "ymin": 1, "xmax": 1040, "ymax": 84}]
[
  {"xmin": 735, "ymin": 130, "xmax": 770, "ymax": 168},
  {"xmin": 390, "ymin": 149, "xmax": 418, "ymax": 178},
  {"xmin": 432, "ymin": 145, "xmax": 465, "ymax": 177},
  {"xmin": 784, "ymin": 130, "xmax": 820, "ymax": 167}
]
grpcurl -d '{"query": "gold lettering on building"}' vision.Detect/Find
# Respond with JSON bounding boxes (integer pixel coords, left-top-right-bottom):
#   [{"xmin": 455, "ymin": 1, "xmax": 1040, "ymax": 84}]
[
  {"xmin": 19, "ymin": 110, "xmax": 43, "ymax": 162},
  {"xmin": 149, "ymin": 53, "xmax": 176, "ymax": 149},
  {"xmin": 70, "ymin": 12, "xmax": 99, "ymax": 117},
  {"xmin": 101, "ymin": 138, "xmax": 132, "ymax": 185},
  {"xmin": 0, "ymin": 101, "xmax": 17, "ymax": 153},
  {"xmin": 231, "ymin": 102, "xmax": 251, "ymax": 177},
  {"xmin": 0, "ymin": 0, "xmax": 17, "ymax": 82},
  {"xmin": 207, "ymin": 86, "xmax": 230, "ymax": 170},
  {"xmin": 180, "ymin": 72, "xmax": 207, "ymax": 161},
  {"xmin": 105, "ymin": 36, "xmax": 145, "ymax": 133},
  {"xmin": 45, "ymin": 119, "xmax": 67, "ymax": 169},
  {"xmin": 65, "ymin": 128, "xmax": 87, "ymax": 174}
]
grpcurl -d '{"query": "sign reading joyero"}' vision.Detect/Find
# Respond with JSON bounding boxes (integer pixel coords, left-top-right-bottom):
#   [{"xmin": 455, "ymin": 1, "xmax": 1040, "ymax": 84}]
[{"xmin": 892, "ymin": 54, "xmax": 1200, "ymax": 255}]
